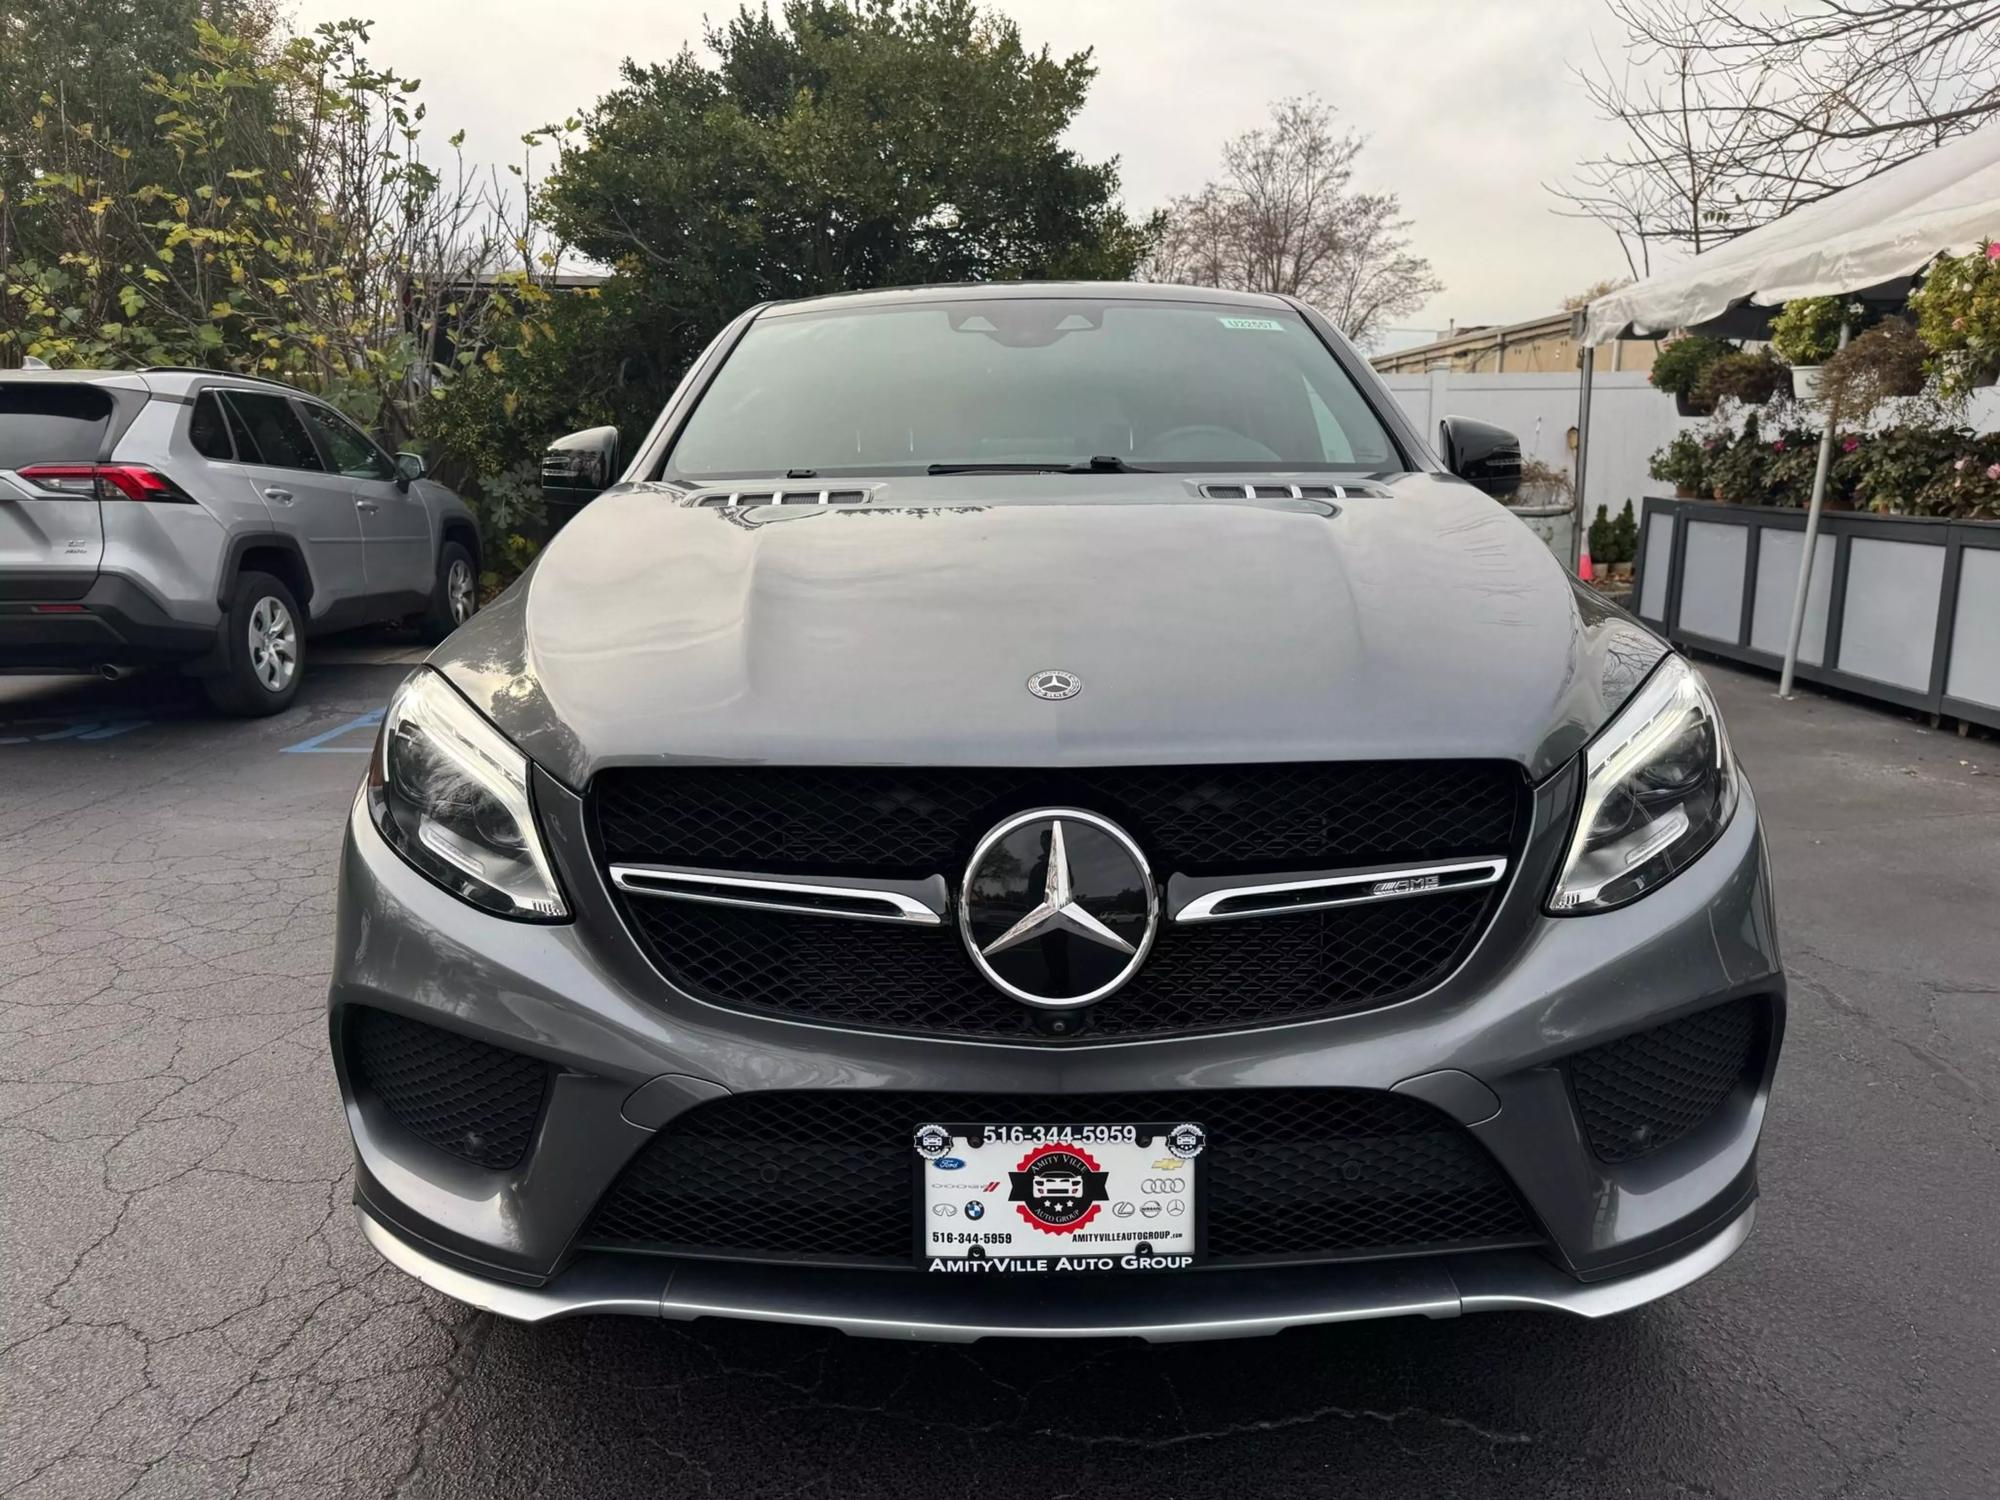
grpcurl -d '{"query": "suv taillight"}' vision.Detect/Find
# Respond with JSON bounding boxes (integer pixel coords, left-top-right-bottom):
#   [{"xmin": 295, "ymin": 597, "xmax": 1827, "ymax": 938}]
[{"xmin": 16, "ymin": 463, "xmax": 194, "ymax": 502}]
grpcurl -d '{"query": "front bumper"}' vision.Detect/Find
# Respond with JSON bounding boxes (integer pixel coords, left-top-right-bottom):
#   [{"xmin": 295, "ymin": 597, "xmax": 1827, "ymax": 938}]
[
  {"xmin": 358, "ymin": 1198, "xmax": 1757, "ymax": 1342},
  {"xmin": 331, "ymin": 762, "xmax": 1785, "ymax": 1340}
]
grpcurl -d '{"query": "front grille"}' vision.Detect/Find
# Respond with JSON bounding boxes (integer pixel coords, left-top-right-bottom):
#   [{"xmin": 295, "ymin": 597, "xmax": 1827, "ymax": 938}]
[
  {"xmin": 593, "ymin": 761, "xmax": 1520, "ymax": 878},
  {"xmin": 619, "ymin": 888, "xmax": 1498, "ymax": 1040},
  {"xmin": 1568, "ymin": 999, "xmax": 1767, "ymax": 1163},
  {"xmin": 345, "ymin": 1007, "xmax": 550, "ymax": 1170},
  {"xmin": 582, "ymin": 1088, "xmax": 1539, "ymax": 1268},
  {"xmin": 595, "ymin": 760, "xmax": 1522, "ymax": 1040}
]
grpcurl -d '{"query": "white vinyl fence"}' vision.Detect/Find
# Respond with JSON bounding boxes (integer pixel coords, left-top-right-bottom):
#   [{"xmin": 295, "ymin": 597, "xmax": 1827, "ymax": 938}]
[{"xmin": 1379, "ymin": 369, "xmax": 1682, "ymax": 522}]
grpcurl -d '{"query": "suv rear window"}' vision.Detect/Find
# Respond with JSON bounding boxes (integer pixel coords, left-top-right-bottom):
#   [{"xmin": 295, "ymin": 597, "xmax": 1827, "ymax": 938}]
[{"xmin": 0, "ymin": 384, "xmax": 114, "ymax": 470}]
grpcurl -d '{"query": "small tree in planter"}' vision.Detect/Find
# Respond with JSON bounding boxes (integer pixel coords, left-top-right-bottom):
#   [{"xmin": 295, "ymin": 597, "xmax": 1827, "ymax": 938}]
[
  {"xmin": 1695, "ymin": 348, "xmax": 1790, "ymax": 409},
  {"xmin": 1588, "ymin": 504, "xmax": 1614, "ymax": 572},
  {"xmin": 1610, "ymin": 500, "xmax": 1639, "ymax": 577},
  {"xmin": 1909, "ymin": 243, "xmax": 2000, "ymax": 395},
  {"xmin": 1647, "ymin": 432, "xmax": 1708, "ymax": 497},
  {"xmin": 1813, "ymin": 317, "xmax": 1930, "ymax": 420},
  {"xmin": 1650, "ymin": 335, "xmax": 1730, "ymax": 416}
]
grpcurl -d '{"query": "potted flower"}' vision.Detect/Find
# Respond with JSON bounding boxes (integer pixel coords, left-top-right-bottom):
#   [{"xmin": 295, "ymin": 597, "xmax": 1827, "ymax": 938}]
[
  {"xmin": 1908, "ymin": 243, "xmax": 2000, "ymax": 395},
  {"xmin": 1770, "ymin": 295, "xmax": 1864, "ymax": 398},
  {"xmin": 1647, "ymin": 431, "xmax": 1707, "ymax": 498},
  {"xmin": 1649, "ymin": 334, "xmax": 1730, "ymax": 416}
]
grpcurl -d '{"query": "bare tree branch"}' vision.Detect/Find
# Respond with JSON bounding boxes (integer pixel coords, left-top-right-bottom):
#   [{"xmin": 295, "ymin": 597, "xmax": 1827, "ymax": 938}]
[
  {"xmin": 1143, "ymin": 97, "xmax": 1441, "ymax": 349},
  {"xmin": 1552, "ymin": 0, "xmax": 2000, "ymax": 260}
]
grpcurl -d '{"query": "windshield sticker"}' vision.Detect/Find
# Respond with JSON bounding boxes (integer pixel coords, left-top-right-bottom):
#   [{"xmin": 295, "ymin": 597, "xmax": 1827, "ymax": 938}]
[{"xmin": 1218, "ymin": 316, "xmax": 1284, "ymax": 331}]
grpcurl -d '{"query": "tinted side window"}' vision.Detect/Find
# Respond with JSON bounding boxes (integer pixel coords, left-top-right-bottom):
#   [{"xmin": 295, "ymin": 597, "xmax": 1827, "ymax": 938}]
[
  {"xmin": 223, "ymin": 392, "xmax": 322, "ymax": 471},
  {"xmin": 188, "ymin": 392, "xmax": 235, "ymax": 460},
  {"xmin": 297, "ymin": 402, "xmax": 394, "ymax": 481},
  {"xmin": 0, "ymin": 384, "xmax": 113, "ymax": 469}
]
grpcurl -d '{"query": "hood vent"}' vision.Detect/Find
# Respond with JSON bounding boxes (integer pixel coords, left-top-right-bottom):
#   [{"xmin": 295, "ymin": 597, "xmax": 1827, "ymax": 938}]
[
  {"xmin": 692, "ymin": 487, "xmax": 872, "ymax": 509},
  {"xmin": 1198, "ymin": 481, "xmax": 1389, "ymax": 501}
]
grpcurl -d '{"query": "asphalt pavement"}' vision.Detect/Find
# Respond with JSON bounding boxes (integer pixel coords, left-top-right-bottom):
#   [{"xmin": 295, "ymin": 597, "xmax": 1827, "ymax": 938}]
[{"xmin": 2, "ymin": 653, "xmax": 1996, "ymax": 1499}]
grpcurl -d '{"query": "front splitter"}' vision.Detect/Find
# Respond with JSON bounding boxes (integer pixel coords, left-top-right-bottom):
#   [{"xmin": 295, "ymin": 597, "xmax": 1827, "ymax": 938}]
[{"xmin": 358, "ymin": 1202, "xmax": 1755, "ymax": 1343}]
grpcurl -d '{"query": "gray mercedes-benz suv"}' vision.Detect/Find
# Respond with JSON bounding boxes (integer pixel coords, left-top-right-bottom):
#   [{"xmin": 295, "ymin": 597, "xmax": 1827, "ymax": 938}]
[
  {"xmin": 331, "ymin": 284, "xmax": 1783, "ymax": 1341},
  {"xmin": 1, "ymin": 367, "xmax": 480, "ymax": 713}
]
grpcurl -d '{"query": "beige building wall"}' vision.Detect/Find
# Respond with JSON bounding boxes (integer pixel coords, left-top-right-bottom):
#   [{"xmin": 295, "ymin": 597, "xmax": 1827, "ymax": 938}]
[{"xmin": 1372, "ymin": 312, "xmax": 1661, "ymax": 376}]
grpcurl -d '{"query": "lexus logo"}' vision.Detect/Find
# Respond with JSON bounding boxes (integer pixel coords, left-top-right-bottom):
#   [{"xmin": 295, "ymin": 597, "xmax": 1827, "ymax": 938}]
[{"xmin": 957, "ymin": 809, "xmax": 1157, "ymax": 1009}]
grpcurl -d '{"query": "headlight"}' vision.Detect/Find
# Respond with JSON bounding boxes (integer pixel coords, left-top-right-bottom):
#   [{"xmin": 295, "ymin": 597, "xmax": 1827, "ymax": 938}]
[
  {"xmin": 367, "ymin": 669, "xmax": 569, "ymax": 920},
  {"xmin": 1549, "ymin": 654, "xmax": 1737, "ymax": 914}
]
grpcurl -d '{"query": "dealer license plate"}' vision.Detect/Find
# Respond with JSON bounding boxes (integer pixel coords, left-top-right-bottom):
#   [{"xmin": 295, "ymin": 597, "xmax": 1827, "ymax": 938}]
[{"xmin": 914, "ymin": 1121, "xmax": 1204, "ymax": 1274}]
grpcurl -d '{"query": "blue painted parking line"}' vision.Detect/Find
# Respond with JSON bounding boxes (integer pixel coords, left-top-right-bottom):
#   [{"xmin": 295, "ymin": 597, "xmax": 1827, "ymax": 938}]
[
  {"xmin": 0, "ymin": 714, "xmax": 153, "ymax": 745},
  {"xmin": 280, "ymin": 708, "xmax": 384, "ymax": 754}
]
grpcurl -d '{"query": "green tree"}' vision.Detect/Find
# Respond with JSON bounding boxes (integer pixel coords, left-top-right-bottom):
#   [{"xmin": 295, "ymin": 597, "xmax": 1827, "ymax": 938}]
[{"xmin": 535, "ymin": 0, "xmax": 1153, "ymax": 399}]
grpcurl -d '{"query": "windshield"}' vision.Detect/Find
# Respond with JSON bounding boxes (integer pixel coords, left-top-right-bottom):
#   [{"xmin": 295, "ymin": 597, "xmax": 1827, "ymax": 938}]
[{"xmin": 665, "ymin": 297, "xmax": 1402, "ymax": 479}]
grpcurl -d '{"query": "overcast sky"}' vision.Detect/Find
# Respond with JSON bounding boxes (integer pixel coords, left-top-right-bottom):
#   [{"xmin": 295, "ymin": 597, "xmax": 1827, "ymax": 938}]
[{"xmin": 293, "ymin": 0, "xmax": 1636, "ymax": 338}]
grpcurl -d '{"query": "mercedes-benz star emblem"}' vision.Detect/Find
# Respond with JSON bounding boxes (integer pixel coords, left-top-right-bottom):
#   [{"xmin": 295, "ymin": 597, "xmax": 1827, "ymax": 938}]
[
  {"xmin": 958, "ymin": 808, "xmax": 1157, "ymax": 1009},
  {"xmin": 1026, "ymin": 669, "xmax": 1081, "ymax": 701}
]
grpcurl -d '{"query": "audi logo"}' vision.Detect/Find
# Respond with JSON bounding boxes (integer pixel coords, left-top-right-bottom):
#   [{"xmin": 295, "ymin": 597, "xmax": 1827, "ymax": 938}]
[{"xmin": 1139, "ymin": 1178, "xmax": 1187, "ymax": 1195}]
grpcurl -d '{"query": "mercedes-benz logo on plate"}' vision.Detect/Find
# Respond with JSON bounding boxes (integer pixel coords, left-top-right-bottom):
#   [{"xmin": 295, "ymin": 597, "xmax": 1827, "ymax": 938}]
[
  {"xmin": 1026, "ymin": 669, "xmax": 1081, "ymax": 701},
  {"xmin": 958, "ymin": 809, "xmax": 1157, "ymax": 1009}
]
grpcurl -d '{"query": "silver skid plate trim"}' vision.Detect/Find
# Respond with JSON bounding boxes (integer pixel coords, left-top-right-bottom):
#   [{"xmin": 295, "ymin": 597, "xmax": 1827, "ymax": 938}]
[{"xmin": 360, "ymin": 1202, "xmax": 1755, "ymax": 1343}]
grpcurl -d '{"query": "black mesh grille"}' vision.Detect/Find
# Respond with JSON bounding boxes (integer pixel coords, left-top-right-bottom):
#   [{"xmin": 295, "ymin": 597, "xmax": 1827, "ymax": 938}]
[
  {"xmin": 346, "ymin": 1007, "xmax": 550, "ymax": 1170},
  {"xmin": 1568, "ymin": 999, "xmax": 1766, "ymax": 1163},
  {"xmin": 582, "ymin": 1088, "xmax": 1538, "ymax": 1267},
  {"xmin": 618, "ymin": 888, "xmax": 1499, "ymax": 1040},
  {"xmin": 593, "ymin": 761, "xmax": 1521, "ymax": 877}
]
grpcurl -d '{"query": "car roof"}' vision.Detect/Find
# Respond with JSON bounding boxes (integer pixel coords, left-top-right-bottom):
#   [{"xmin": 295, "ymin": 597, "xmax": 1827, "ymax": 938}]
[
  {"xmin": 758, "ymin": 280, "xmax": 1299, "ymax": 319},
  {"xmin": 0, "ymin": 367, "xmax": 313, "ymax": 397}
]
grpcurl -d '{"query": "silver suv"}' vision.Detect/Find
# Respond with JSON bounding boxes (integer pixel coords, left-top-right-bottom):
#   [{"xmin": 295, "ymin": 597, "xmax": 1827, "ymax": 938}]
[{"xmin": 0, "ymin": 367, "xmax": 480, "ymax": 714}]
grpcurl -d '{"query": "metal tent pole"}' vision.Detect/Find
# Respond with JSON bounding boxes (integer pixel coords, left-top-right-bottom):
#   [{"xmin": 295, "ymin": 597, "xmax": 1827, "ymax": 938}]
[
  {"xmin": 1779, "ymin": 320, "xmax": 1849, "ymax": 698},
  {"xmin": 1572, "ymin": 329, "xmax": 1595, "ymax": 572}
]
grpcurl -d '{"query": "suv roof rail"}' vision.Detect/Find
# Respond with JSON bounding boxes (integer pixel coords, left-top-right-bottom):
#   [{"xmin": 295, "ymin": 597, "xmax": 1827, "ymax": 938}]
[{"xmin": 137, "ymin": 366, "xmax": 306, "ymax": 392}]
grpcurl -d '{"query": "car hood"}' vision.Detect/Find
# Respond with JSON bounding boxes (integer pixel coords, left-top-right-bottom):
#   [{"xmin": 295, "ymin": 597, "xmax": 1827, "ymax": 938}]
[{"xmin": 435, "ymin": 474, "xmax": 1664, "ymax": 790}]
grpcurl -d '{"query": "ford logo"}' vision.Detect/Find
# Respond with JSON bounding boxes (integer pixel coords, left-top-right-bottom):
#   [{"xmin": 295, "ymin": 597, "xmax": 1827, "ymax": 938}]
[{"xmin": 932, "ymin": 1157, "xmax": 966, "ymax": 1171}]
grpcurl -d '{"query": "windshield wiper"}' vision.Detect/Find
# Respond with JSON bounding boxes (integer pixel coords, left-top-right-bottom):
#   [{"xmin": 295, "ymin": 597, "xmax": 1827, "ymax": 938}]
[{"xmin": 926, "ymin": 456, "xmax": 1153, "ymax": 475}]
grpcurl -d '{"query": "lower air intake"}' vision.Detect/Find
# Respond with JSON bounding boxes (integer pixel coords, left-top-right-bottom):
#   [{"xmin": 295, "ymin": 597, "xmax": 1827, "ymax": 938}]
[
  {"xmin": 1568, "ymin": 998, "xmax": 1767, "ymax": 1163},
  {"xmin": 345, "ymin": 1007, "xmax": 550, "ymax": 1170},
  {"xmin": 582, "ymin": 1088, "xmax": 1539, "ymax": 1268}
]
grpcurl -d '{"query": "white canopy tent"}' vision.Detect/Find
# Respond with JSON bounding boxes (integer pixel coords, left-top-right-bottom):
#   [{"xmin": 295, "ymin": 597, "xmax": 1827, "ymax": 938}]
[{"xmin": 1573, "ymin": 123, "xmax": 2000, "ymax": 694}]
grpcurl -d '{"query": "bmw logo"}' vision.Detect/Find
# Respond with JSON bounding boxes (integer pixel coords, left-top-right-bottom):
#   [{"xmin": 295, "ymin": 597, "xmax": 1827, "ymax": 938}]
[{"xmin": 965, "ymin": 1200, "xmax": 985, "ymax": 1221}]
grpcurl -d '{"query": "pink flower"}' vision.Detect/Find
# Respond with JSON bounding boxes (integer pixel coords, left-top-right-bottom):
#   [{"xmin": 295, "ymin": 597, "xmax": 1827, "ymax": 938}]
[
  {"xmin": 1985, "ymin": 463, "xmax": 2000, "ymax": 480},
  {"xmin": 1842, "ymin": 436, "xmax": 1860, "ymax": 453},
  {"xmin": 1955, "ymin": 316, "xmax": 1969, "ymax": 331},
  {"xmin": 1956, "ymin": 457, "xmax": 1971, "ymax": 471},
  {"xmin": 1772, "ymin": 439, "xmax": 1786, "ymax": 451},
  {"xmin": 1986, "ymin": 242, "xmax": 2000, "ymax": 259}
]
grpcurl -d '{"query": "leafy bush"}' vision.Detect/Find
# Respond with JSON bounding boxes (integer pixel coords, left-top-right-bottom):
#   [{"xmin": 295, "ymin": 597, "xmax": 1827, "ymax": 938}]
[
  {"xmin": 1649, "ymin": 334, "xmax": 1730, "ymax": 404},
  {"xmin": 1695, "ymin": 349, "xmax": 1790, "ymax": 409},
  {"xmin": 1648, "ymin": 431, "xmax": 1708, "ymax": 493},
  {"xmin": 1908, "ymin": 244, "xmax": 2000, "ymax": 395},
  {"xmin": 1705, "ymin": 413, "xmax": 1774, "ymax": 502},
  {"xmin": 1770, "ymin": 296, "xmax": 1866, "ymax": 365}
]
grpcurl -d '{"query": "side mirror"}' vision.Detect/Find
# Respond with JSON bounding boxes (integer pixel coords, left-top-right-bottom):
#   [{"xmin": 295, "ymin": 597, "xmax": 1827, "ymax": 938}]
[
  {"xmin": 1439, "ymin": 416, "xmax": 1523, "ymax": 499},
  {"xmin": 542, "ymin": 425, "xmax": 621, "ymax": 532},
  {"xmin": 394, "ymin": 451, "xmax": 427, "ymax": 484}
]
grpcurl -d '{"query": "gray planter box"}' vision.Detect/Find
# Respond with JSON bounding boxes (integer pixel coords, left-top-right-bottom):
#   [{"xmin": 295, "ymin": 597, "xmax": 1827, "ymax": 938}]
[{"xmin": 1633, "ymin": 497, "xmax": 2000, "ymax": 731}]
